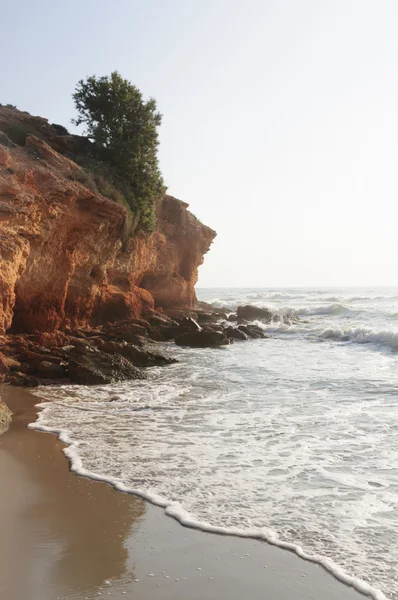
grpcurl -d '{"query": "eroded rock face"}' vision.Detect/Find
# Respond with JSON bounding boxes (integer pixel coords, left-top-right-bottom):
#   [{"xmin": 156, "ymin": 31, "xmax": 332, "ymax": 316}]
[{"xmin": 0, "ymin": 108, "xmax": 216, "ymax": 334}]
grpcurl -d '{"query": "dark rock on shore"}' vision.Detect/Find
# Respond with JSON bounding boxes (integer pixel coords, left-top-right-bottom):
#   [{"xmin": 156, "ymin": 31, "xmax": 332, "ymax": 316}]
[
  {"xmin": 102, "ymin": 341, "xmax": 177, "ymax": 367},
  {"xmin": 178, "ymin": 316, "xmax": 202, "ymax": 331},
  {"xmin": 224, "ymin": 326, "xmax": 249, "ymax": 341},
  {"xmin": 164, "ymin": 309, "xmax": 199, "ymax": 321},
  {"xmin": 5, "ymin": 371, "xmax": 39, "ymax": 387},
  {"xmin": 237, "ymin": 324, "xmax": 269, "ymax": 339},
  {"xmin": 68, "ymin": 349, "xmax": 146, "ymax": 385},
  {"xmin": 2, "ymin": 356, "xmax": 21, "ymax": 371},
  {"xmin": 175, "ymin": 330, "xmax": 231, "ymax": 348},
  {"xmin": 196, "ymin": 311, "xmax": 228, "ymax": 324},
  {"xmin": 104, "ymin": 320, "xmax": 149, "ymax": 342},
  {"xmin": 227, "ymin": 313, "xmax": 238, "ymax": 322},
  {"xmin": 202, "ymin": 324, "xmax": 224, "ymax": 334},
  {"xmin": 36, "ymin": 361, "xmax": 67, "ymax": 379},
  {"xmin": 144, "ymin": 310, "xmax": 175, "ymax": 327},
  {"xmin": 0, "ymin": 304, "xmax": 274, "ymax": 388},
  {"xmin": 236, "ymin": 305, "xmax": 275, "ymax": 322}
]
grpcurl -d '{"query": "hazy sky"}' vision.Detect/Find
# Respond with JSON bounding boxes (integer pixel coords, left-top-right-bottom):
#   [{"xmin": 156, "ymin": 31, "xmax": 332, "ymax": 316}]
[{"xmin": 2, "ymin": 1, "xmax": 398, "ymax": 287}]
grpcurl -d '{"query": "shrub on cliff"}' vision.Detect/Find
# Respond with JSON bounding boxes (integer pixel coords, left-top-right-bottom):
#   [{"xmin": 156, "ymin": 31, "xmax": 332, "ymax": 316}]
[
  {"xmin": 2, "ymin": 122, "xmax": 41, "ymax": 146},
  {"xmin": 72, "ymin": 72, "xmax": 165, "ymax": 232}
]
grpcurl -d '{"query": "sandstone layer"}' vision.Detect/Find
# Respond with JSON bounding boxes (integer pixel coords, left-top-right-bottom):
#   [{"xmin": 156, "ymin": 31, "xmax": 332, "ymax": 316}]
[{"xmin": 0, "ymin": 107, "xmax": 216, "ymax": 334}]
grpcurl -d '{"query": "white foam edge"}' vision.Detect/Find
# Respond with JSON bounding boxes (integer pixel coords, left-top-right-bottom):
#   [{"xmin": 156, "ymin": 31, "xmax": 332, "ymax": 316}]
[{"xmin": 28, "ymin": 401, "xmax": 388, "ymax": 600}]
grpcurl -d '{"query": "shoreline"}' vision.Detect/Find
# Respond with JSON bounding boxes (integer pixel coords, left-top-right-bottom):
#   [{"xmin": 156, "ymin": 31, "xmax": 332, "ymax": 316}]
[{"xmin": 0, "ymin": 384, "xmax": 370, "ymax": 600}]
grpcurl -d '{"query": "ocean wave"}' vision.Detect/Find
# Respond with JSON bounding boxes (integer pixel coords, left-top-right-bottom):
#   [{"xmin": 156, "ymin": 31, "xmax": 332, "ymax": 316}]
[
  {"xmin": 207, "ymin": 300, "xmax": 359, "ymax": 320},
  {"xmin": 347, "ymin": 296, "xmax": 373, "ymax": 302},
  {"xmin": 348, "ymin": 295, "xmax": 398, "ymax": 302},
  {"xmin": 318, "ymin": 327, "xmax": 398, "ymax": 351},
  {"xmin": 296, "ymin": 303, "xmax": 353, "ymax": 317},
  {"xmin": 202, "ymin": 298, "xmax": 239, "ymax": 310},
  {"xmin": 321, "ymin": 296, "xmax": 342, "ymax": 302},
  {"xmin": 29, "ymin": 404, "xmax": 387, "ymax": 600},
  {"xmin": 247, "ymin": 292, "xmax": 305, "ymax": 300}
]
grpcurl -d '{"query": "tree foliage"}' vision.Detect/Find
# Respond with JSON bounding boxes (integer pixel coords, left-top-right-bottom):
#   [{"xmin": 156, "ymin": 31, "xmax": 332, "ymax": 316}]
[{"xmin": 72, "ymin": 72, "xmax": 164, "ymax": 231}]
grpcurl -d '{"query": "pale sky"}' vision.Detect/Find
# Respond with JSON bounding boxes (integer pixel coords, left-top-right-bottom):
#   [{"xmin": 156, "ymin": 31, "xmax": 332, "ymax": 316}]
[{"xmin": 2, "ymin": 1, "xmax": 398, "ymax": 287}]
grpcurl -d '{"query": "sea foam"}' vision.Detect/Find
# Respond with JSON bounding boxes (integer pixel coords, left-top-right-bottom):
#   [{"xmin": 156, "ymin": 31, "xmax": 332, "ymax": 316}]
[
  {"xmin": 318, "ymin": 327, "xmax": 398, "ymax": 351},
  {"xmin": 29, "ymin": 402, "xmax": 388, "ymax": 600},
  {"xmin": 27, "ymin": 286, "xmax": 398, "ymax": 600}
]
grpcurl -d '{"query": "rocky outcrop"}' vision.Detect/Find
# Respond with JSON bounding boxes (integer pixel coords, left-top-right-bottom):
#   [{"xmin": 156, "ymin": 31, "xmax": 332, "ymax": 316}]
[
  {"xmin": 0, "ymin": 107, "xmax": 216, "ymax": 334},
  {"xmin": 68, "ymin": 348, "xmax": 145, "ymax": 385},
  {"xmin": 0, "ymin": 108, "xmax": 279, "ymax": 391},
  {"xmin": 175, "ymin": 330, "xmax": 230, "ymax": 348},
  {"xmin": 236, "ymin": 305, "xmax": 276, "ymax": 323},
  {"xmin": 0, "ymin": 305, "xmax": 275, "ymax": 387}
]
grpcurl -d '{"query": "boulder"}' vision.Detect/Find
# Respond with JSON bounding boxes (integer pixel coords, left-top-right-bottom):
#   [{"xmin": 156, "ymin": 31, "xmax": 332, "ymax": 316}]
[
  {"xmin": 122, "ymin": 345, "xmax": 176, "ymax": 367},
  {"xmin": 196, "ymin": 311, "xmax": 227, "ymax": 324},
  {"xmin": 30, "ymin": 332, "xmax": 68, "ymax": 348},
  {"xmin": 2, "ymin": 356, "xmax": 21, "ymax": 371},
  {"xmin": 68, "ymin": 349, "xmax": 146, "ymax": 385},
  {"xmin": 102, "ymin": 341, "xmax": 177, "ymax": 367},
  {"xmin": 164, "ymin": 309, "xmax": 199, "ymax": 321},
  {"xmin": 236, "ymin": 305, "xmax": 274, "ymax": 322},
  {"xmin": 5, "ymin": 372, "xmax": 39, "ymax": 387},
  {"xmin": 105, "ymin": 322, "xmax": 148, "ymax": 342},
  {"xmin": 144, "ymin": 310, "xmax": 177, "ymax": 327},
  {"xmin": 175, "ymin": 330, "xmax": 231, "ymax": 348},
  {"xmin": 147, "ymin": 328, "xmax": 166, "ymax": 342},
  {"xmin": 62, "ymin": 328, "xmax": 89, "ymax": 340},
  {"xmin": 51, "ymin": 345, "xmax": 76, "ymax": 359},
  {"xmin": 202, "ymin": 324, "xmax": 224, "ymax": 333},
  {"xmin": 124, "ymin": 317, "xmax": 151, "ymax": 329},
  {"xmin": 126, "ymin": 334, "xmax": 151, "ymax": 347},
  {"xmin": 20, "ymin": 349, "xmax": 63, "ymax": 366},
  {"xmin": 154, "ymin": 323, "xmax": 183, "ymax": 341},
  {"xmin": 36, "ymin": 360, "xmax": 67, "ymax": 379},
  {"xmin": 224, "ymin": 326, "xmax": 249, "ymax": 341},
  {"xmin": 237, "ymin": 324, "xmax": 269, "ymax": 339},
  {"xmin": 178, "ymin": 316, "xmax": 201, "ymax": 331}
]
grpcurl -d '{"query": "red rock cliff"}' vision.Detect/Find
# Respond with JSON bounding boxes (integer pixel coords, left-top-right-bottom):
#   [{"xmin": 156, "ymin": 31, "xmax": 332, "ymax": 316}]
[{"xmin": 0, "ymin": 108, "xmax": 216, "ymax": 334}]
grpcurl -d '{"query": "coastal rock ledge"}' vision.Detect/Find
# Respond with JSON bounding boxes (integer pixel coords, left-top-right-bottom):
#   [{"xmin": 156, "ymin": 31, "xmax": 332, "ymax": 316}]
[{"xmin": 0, "ymin": 106, "xmax": 216, "ymax": 334}]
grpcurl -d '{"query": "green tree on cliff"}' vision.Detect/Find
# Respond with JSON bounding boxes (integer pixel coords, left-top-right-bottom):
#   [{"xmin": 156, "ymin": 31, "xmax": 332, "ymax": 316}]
[{"xmin": 72, "ymin": 72, "xmax": 164, "ymax": 231}]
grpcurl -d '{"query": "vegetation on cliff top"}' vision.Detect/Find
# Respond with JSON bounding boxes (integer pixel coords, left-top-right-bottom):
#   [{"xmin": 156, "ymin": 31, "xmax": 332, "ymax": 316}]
[
  {"xmin": 72, "ymin": 72, "xmax": 165, "ymax": 232},
  {"xmin": 0, "ymin": 73, "xmax": 165, "ymax": 233}
]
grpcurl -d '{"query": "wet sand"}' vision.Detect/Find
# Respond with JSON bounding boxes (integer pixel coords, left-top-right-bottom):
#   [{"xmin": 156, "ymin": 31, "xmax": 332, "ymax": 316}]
[{"xmin": 0, "ymin": 385, "xmax": 367, "ymax": 600}]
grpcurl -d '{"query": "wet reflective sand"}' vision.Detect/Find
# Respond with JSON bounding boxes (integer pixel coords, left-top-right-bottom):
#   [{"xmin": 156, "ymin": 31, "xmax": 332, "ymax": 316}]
[{"xmin": 0, "ymin": 385, "xmax": 366, "ymax": 600}]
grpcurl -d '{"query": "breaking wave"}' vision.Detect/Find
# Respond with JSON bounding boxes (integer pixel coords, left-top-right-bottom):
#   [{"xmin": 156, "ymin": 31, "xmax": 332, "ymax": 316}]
[
  {"xmin": 296, "ymin": 303, "xmax": 353, "ymax": 317},
  {"xmin": 27, "ymin": 287, "xmax": 398, "ymax": 600},
  {"xmin": 318, "ymin": 327, "xmax": 398, "ymax": 351}
]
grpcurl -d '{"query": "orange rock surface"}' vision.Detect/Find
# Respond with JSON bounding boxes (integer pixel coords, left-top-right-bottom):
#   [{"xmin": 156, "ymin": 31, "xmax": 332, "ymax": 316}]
[{"xmin": 0, "ymin": 109, "xmax": 215, "ymax": 334}]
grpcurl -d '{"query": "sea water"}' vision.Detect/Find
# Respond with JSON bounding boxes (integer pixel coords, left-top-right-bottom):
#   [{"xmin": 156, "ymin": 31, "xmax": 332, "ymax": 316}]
[{"xmin": 30, "ymin": 287, "xmax": 398, "ymax": 600}]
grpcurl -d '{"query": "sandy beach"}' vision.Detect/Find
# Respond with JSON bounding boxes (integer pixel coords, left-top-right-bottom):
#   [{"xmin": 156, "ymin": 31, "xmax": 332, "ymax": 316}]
[{"xmin": 0, "ymin": 384, "xmax": 367, "ymax": 600}]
